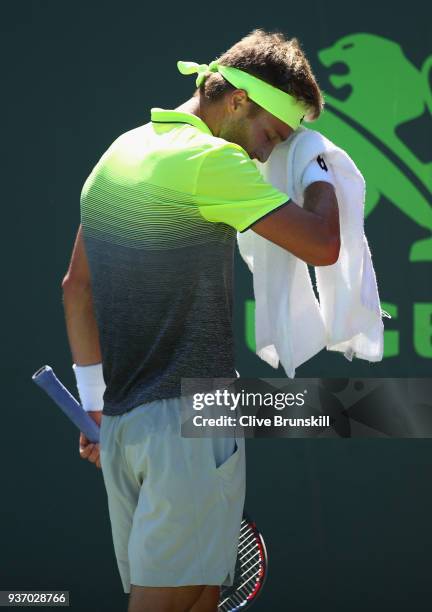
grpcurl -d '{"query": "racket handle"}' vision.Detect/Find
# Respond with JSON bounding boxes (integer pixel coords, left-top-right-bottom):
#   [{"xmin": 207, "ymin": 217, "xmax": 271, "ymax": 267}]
[{"xmin": 32, "ymin": 365, "xmax": 100, "ymax": 443}]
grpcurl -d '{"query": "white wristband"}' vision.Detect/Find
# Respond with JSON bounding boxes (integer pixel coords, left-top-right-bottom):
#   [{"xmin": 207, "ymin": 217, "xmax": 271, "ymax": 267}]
[
  {"xmin": 72, "ymin": 363, "xmax": 106, "ymax": 412},
  {"xmin": 301, "ymin": 155, "xmax": 335, "ymax": 193}
]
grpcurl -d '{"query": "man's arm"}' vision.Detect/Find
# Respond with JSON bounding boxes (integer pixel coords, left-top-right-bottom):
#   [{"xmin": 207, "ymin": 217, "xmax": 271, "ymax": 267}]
[
  {"xmin": 62, "ymin": 224, "xmax": 102, "ymax": 467},
  {"xmin": 62, "ymin": 225, "xmax": 102, "ymax": 365},
  {"xmin": 251, "ymin": 181, "xmax": 340, "ymax": 266}
]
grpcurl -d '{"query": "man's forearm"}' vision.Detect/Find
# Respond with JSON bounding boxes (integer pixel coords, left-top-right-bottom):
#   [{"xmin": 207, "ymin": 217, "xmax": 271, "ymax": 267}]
[
  {"xmin": 62, "ymin": 280, "xmax": 102, "ymax": 365},
  {"xmin": 302, "ymin": 181, "xmax": 340, "ymax": 250},
  {"xmin": 252, "ymin": 181, "xmax": 340, "ymax": 266},
  {"xmin": 62, "ymin": 225, "xmax": 102, "ymax": 366}
]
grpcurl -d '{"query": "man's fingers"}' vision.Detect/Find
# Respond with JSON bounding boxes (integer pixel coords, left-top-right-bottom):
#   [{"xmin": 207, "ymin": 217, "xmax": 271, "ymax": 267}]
[
  {"xmin": 80, "ymin": 442, "xmax": 94, "ymax": 459},
  {"xmin": 79, "ymin": 432, "xmax": 88, "ymax": 445},
  {"xmin": 78, "ymin": 432, "xmax": 101, "ymax": 468},
  {"xmin": 87, "ymin": 444, "xmax": 100, "ymax": 463}
]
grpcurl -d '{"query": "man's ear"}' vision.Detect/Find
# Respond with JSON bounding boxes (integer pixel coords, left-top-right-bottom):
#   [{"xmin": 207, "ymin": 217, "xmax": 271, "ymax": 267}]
[{"xmin": 228, "ymin": 89, "xmax": 249, "ymax": 114}]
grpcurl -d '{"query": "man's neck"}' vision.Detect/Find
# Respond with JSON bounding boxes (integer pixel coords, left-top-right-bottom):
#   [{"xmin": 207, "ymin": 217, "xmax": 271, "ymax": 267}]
[
  {"xmin": 175, "ymin": 97, "xmax": 200, "ymax": 115},
  {"xmin": 175, "ymin": 97, "xmax": 221, "ymax": 136}
]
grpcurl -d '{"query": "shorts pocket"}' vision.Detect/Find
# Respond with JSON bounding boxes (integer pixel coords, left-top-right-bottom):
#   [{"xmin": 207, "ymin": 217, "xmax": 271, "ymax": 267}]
[
  {"xmin": 214, "ymin": 434, "xmax": 245, "ymax": 505},
  {"xmin": 215, "ymin": 439, "xmax": 241, "ymax": 482}
]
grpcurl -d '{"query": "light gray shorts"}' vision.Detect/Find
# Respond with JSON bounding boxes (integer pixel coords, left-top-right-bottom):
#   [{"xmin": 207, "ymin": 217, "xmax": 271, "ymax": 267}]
[{"xmin": 99, "ymin": 395, "xmax": 246, "ymax": 593}]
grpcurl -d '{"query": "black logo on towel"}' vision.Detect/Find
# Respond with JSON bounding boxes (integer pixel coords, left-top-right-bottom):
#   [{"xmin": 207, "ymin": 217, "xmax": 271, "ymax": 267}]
[{"xmin": 317, "ymin": 155, "xmax": 328, "ymax": 171}]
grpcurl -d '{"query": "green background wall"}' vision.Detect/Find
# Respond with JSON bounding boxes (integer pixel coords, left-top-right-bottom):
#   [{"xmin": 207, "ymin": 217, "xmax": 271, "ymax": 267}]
[{"xmin": 2, "ymin": 1, "xmax": 431, "ymax": 610}]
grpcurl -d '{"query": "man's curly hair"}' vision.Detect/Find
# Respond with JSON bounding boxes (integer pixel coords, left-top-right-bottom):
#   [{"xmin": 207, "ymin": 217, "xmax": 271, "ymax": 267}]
[{"xmin": 195, "ymin": 29, "xmax": 324, "ymax": 121}]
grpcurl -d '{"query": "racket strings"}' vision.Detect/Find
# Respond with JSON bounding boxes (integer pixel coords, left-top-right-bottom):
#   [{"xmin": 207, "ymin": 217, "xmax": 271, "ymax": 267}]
[{"xmin": 218, "ymin": 519, "xmax": 266, "ymax": 611}]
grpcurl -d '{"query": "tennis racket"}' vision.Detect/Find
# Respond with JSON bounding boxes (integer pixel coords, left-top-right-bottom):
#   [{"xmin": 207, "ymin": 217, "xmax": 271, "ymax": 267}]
[
  {"xmin": 218, "ymin": 512, "xmax": 268, "ymax": 611},
  {"xmin": 32, "ymin": 365, "xmax": 100, "ymax": 442},
  {"xmin": 32, "ymin": 364, "xmax": 268, "ymax": 610}
]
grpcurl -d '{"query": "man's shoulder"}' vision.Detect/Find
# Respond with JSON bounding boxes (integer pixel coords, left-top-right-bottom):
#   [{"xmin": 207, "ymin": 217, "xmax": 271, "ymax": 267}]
[
  {"xmin": 194, "ymin": 137, "xmax": 250, "ymax": 171},
  {"xmin": 111, "ymin": 122, "xmax": 154, "ymax": 146},
  {"xmin": 109, "ymin": 120, "xmax": 247, "ymax": 158}
]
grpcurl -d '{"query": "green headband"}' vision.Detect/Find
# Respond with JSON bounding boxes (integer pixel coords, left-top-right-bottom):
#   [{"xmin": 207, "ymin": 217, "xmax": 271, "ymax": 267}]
[{"xmin": 177, "ymin": 60, "xmax": 307, "ymax": 130}]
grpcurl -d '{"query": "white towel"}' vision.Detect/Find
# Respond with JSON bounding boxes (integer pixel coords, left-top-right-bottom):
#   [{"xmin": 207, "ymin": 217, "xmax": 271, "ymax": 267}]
[{"xmin": 237, "ymin": 126, "xmax": 390, "ymax": 377}]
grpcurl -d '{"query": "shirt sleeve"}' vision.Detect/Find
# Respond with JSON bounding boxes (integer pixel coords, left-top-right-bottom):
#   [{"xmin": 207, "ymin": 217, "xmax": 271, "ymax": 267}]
[
  {"xmin": 300, "ymin": 155, "xmax": 335, "ymax": 193},
  {"xmin": 194, "ymin": 143, "xmax": 289, "ymax": 232}
]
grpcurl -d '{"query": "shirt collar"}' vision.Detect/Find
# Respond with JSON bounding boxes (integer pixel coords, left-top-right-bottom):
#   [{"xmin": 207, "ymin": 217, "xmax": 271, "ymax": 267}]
[{"xmin": 151, "ymin": 107, "xmax": 213, "ymax": 135}]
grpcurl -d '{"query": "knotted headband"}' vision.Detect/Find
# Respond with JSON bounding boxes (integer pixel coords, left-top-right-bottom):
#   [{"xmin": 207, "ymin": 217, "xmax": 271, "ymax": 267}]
[{"xmin": 177, "ymin": 60, "xmax": 308, "ymax": 130}]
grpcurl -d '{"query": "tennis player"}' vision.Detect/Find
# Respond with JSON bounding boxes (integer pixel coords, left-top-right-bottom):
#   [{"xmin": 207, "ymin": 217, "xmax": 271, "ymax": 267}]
[{"xmin": 62, "ymin": 29, "xmax": 339, "ymax": 612}]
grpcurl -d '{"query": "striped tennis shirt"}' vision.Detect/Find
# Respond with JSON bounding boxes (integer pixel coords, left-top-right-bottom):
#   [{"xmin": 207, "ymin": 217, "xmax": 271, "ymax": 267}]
[{"xmin": 80, "ymin": 108, "xmax": 288, "ymax": 415}]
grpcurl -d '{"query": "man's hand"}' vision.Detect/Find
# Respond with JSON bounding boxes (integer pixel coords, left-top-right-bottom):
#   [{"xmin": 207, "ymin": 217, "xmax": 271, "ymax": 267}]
[{"xmin": 79, "ymin": 410, "xmax": 103, "ymax": 469}]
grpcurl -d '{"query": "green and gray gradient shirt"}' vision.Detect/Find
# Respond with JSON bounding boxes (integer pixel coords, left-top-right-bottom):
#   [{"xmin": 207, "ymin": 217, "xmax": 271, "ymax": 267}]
[{"xmin": 81, "ymin": 108, "xmax": 288, "ymax": 416}]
